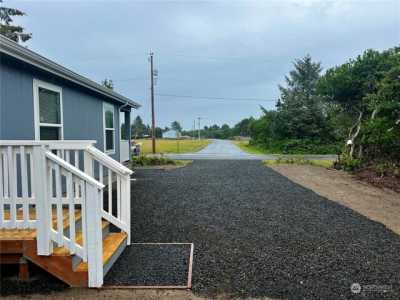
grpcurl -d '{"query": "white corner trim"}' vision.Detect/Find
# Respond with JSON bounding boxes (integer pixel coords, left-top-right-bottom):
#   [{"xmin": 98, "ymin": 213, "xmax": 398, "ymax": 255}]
[{"xmin": 33, "ymin": 79, "xmax": 64, "ymax": 140}]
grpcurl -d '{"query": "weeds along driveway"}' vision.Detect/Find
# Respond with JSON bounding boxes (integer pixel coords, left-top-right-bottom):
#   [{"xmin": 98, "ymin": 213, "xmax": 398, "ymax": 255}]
[{"xmin": 129, "ymin": 160, "xmax": 400, "ymax": 299}]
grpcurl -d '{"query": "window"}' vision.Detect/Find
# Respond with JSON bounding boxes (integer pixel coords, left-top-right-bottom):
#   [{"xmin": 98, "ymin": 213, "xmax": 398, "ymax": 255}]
[
  {"xmin": 33, "ymin": 80, "xmax": 63, "ymax": 140},
  {"xmin": 120, "ymin": 111, "xmax": 128, "ymax": 140},
  {"xmin": 103, "ymin": 103, "xmax": 115, "ymax": 154}
]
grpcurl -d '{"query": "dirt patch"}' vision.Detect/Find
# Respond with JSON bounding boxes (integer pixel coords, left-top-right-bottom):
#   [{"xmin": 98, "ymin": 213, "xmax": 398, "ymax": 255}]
[
  {"xmin": 269, "ymin": 164, "xmax": 400, "ymax": 235},
  {"xmin": 355, "ymin": 167, "xmax": 400, "ymax": 193},
  {"xmin": 1, "ymin": 288, "xmax": 205, "ymax": 300}
]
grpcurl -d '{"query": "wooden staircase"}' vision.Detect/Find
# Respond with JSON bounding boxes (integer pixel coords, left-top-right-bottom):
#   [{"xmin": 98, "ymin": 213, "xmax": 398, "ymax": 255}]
[
  {"xmin": 0, "ymin": 208, "xmax": 128, "ymax": 287},
  {"xmin": 1, "ymin": 141, "xmax": 133, "ymax": 287}
]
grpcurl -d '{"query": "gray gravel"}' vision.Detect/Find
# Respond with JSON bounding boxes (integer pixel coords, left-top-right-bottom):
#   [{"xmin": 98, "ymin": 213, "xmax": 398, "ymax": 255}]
[
  {"xmin": 129, "ymin": 160, "xmax": 400, "ymax": 299},
  {"xmin": 104, "ymin": 244, "xmax": 190, "ymax": 286}
]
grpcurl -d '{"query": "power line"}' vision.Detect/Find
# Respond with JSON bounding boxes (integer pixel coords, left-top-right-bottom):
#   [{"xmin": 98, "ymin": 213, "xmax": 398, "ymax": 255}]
[
  {"xmin": 155, "ymin": 93, "xmax": 277, "ymax": 102},
  {"xmin": 112, "ymin": 77, "xmax": 148, "ymax": 82}
]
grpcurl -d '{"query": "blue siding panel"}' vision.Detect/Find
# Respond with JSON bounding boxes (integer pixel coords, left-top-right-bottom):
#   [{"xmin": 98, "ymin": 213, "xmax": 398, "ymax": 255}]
[
  {"xmin": 0, "ymin": 58, "xmax": 35, "ymax": 139},
  {"xmin": 0, "ymin": 55, "xmax": 121, "ymax": 161}
]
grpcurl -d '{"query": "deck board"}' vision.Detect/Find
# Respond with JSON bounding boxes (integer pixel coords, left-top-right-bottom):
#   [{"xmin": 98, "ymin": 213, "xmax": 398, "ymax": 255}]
[{"xmin": 0, "ymin": 209, "xmax": 81, "ymax": 242}]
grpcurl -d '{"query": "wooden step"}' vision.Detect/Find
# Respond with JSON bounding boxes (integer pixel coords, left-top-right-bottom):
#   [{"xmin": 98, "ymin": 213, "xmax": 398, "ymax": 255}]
[
  {"xmin": 75, "ymin": 232, "xmax": 127, "ymax": 272},
  {"xmin": 52, "ymin": 220, "xmax": 110, "ymax": 256},
  {"xmin": 22, "ymin": 231, "xmax": 127, "ymax": 287}
]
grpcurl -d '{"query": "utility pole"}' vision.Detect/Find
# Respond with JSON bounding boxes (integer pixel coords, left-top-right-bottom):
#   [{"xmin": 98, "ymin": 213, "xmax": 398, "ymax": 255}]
[
  {"xmin": 197, "ymin": 117, "xmax": 201, "ymax": 140},
  {"xmin": 193, "ymin": 120, "xmax": 196, "ymax": 140},
  {"xmin": 149, "ymin": 51, "xmax": 156, "ymax": 154}
]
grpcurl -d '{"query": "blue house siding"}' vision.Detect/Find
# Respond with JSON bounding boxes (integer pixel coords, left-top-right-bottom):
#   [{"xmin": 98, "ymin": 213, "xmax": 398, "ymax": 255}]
[
  {"xmin": 0, "ymin": 55, "xmax": 121, "ymax": 161},
  {"xmin": 0, "ymin": 57, "xmax": 36, "ymax": 140}
]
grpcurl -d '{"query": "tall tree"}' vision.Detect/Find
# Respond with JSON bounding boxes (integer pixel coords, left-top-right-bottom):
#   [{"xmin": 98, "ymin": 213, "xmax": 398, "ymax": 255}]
[
  {"xmin": 131, "ymin": 116, "xmax": 147, "ymax": 138},
  {"xmin": 276, "ymin": 55, "xmax": 330, "ymax": 141},
  {"xmin": 318, "ymin": 47, "xmax": 400, "ymax": 159},
  {"xmin": 171, "ymin": 121, "xmax": 182, "ymax": 132},
  {"xmin": 232, "ymin": 117, "xmax": 254, "ymax": 137},
  {"xmin": 0, "ymin": 0, "xmax": 31, "ymax": 42}
]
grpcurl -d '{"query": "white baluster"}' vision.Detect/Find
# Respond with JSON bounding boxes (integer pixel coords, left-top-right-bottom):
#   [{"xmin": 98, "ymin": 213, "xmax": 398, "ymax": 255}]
[
  {"xmin": 3, "ymin": 150, "xmax": 8, "ymax": 203},
  {"xmin": 80, "ymin": 179, "xmax": 87, "ymax": 262},
  {"xmin": 54, "ymin": 164, "xmax": 63, "ymax": 245},
  {"xmin": 20, "ymin": 146, "xmax": 29, "ymax": 227},
  {"xmin": 108, "ymin": 169, "xmax": 112, "ymax": 214},
  {"xmin": 74, "ymin": 150, "xmax": 79, "ymax": 169},
  {"xmin": 67, "ymin": 172, "xmax": 76, "ymax": 254},
  {"xmin": 99, "ymin": 164, "xmax": 103, "ymax": 210},
  {"xmin": 8, "ymin": 146, "xmax": 16, "ymax": 228},
  {"xmin": 65, "ymin": 150, "xmax": 70, "ymax": 164},
  {"xmin": 117, "ymin": 176, "xmax": 121, "ymax": 219}
]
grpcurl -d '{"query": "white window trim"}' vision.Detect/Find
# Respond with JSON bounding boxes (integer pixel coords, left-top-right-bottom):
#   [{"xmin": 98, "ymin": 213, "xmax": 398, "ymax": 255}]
[
  {"xmin": 103, "ymin": 102, "xmax": 116, "ymax": 155},
  {"xmin": 33, "ymin": 79, "xmax": 64, "ymax": 140}
]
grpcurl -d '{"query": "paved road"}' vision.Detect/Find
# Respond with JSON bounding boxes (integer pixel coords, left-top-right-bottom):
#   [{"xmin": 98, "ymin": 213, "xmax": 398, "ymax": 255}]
[{"xmin": 166, "ymin": 139, "xmax": 337, "ymax": 160}]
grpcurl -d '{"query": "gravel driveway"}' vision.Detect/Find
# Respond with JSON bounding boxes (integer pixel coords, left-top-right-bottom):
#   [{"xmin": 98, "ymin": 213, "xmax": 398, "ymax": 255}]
[{"xmin": 127, "ymin": 160, "xmax": 400, "ymax": 299}]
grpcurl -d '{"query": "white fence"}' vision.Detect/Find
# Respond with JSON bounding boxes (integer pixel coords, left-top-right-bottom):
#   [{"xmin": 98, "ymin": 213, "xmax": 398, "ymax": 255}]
[{"xmin": 0, "ymin": 140, "xmax": 133, "ymax": 287}]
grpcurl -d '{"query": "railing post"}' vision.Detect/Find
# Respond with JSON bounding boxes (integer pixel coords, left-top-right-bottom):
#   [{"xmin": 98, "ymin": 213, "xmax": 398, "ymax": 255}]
[
  {"xmin": 84, "ymin": 151, "xmax": 94, "ymax": 177},
  {"xmin": 33, "ymin": 145, "xmax": 52, "ymax": 255},
  {"xmin": 120, "ymin": 174, "xmax": 131, "ymax": 245},
  {"xmin": 85, "ymin": 184, "xmax": 103, "ymax": 287}
]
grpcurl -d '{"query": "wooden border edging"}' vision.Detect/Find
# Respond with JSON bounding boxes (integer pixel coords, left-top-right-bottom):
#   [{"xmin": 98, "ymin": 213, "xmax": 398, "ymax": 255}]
[
  {"xmin": 187, "ymin": 243, "xmax": 194, "ymax": 289},
  {"xmin": 102, "ymin": 242, "xmax": 194, "ymax": 290}
]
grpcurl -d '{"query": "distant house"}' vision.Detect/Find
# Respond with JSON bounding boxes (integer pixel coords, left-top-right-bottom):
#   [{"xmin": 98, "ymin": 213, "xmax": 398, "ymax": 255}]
[{"xmin": 163, "ymin": 129, "xmax": 180, "ymax": 139}]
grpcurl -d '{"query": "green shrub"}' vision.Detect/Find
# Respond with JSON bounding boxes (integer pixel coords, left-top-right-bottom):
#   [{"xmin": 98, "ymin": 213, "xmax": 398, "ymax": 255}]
[
  {"xmin": 131, "ymin": 155, "xmax": 176, "ymax": 167},
  {"xmin": 254, "ymin": 139, "xmax": 340, "ymax": 155},
  {"xmin": 335, "ymin": 154, "xmax": 361, "ymax": 172}
]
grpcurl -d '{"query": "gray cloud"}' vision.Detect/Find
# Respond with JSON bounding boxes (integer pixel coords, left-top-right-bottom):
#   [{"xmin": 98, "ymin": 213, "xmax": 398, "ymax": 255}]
[{"xmin": 11, "ymin": 0, "xmax": 400, "ymax": 129}]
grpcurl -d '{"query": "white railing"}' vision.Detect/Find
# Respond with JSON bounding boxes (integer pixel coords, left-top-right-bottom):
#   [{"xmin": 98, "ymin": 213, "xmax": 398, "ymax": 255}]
[
  {"xmin": 48, "ymin": 143, "xmax": 133, "ymax": 244},
  {"xmin": 0, "ymin": 140, "xmax": 133, "ymax": 287},
  {"xmin": 0, "ymin": 144, "xmax": 36, "ymax": 228}
]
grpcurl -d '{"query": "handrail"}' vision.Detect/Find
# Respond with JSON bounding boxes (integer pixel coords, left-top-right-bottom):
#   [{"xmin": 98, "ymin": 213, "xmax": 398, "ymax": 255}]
[
  {"xmin": 86, "ymin": 146, "xmax": 132, "ymax": 176},
  {"xmin": 45, "ymin": 151, "xmax": 105, "ymax": 189}
]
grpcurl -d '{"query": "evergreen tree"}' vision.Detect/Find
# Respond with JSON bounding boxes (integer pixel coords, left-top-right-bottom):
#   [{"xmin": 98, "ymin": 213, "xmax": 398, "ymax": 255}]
[
  {"xmin": 171, "ymin": 121, "xmax": 182, "ymax": 132},
  {"xmin": 131, "ymin": 116, "xmax": 147, "ymax": 138},
  {"xmin": 102, "ymin": 78, "xmax": 114, "ymax": 90},
  {"xmin": 277, "ymin": 55, "xmax": 329, "ymax": 140},
  {"xmin": 0, "ymin": 0, "xmax": 31, "ymax": 42}
]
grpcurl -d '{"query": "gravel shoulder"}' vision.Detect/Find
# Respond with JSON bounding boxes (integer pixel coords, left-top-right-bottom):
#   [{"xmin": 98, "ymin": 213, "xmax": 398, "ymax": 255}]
[{"xmin": 269, "ymin": 164, "xmax": 400, "ymax": 235}]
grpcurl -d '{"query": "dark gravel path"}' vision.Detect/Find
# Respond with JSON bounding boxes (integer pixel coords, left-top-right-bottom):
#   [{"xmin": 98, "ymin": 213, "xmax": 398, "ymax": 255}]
[
  {"xmin": 104, "ymin": 244, "xmax": 191, "ymax": 286},
  {"xmin": 128, "ymin": 160, "xmax": 400, "ymax": 299}
]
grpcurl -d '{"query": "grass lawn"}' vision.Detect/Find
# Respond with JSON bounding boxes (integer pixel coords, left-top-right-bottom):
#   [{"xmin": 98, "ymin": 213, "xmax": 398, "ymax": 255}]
[
  {"xmin": 233, "ymin": 140, "xmax": 271, "ymax": 155},
  {"xmin": 135, "ymin": 138, "xmax": 211, "ymax": 154}
]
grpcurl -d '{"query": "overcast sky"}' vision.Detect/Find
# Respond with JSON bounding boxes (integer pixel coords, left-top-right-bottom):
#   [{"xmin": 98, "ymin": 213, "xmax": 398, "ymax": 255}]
[{"xmin": 10, "ymin": 0, "xmax": 400, "ymax": 129}]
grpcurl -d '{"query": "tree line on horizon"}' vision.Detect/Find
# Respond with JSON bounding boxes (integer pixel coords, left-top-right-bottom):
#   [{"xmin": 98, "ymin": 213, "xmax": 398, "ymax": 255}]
[
  {"xmin": 5, "ymin": 0, "xmax": 396, "ymax": 172},
  {"xmin": 198, "ymin": 46, "xmax": 398, "ymax": 172},
  {"xmin": 142, "ymin": 46, "xmax": 399, "ymax": 172}
]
